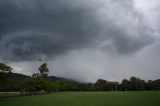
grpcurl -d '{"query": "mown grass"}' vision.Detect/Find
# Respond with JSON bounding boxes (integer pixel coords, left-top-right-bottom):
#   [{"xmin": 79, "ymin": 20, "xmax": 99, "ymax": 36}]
[
  {"xmin": 0, "ymin": 92, "xmax": 21, "ymax": 97},
  {"xmin": 0, "ymin": 91, "xmax": 160, "ymax": 106}
]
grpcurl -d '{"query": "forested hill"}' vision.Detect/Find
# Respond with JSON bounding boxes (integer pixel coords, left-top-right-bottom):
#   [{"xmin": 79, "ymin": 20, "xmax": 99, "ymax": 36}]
[
  {"xmin": 12, "ymin": 73, "xmax": 29, "ymax": 83},
  {"xmin": 1, "ymin": 72, "xmax": 160, "ymax": 92},
  {"xmin": 12, "ymin": 73, "xmax": 79, "ymax": 85}
]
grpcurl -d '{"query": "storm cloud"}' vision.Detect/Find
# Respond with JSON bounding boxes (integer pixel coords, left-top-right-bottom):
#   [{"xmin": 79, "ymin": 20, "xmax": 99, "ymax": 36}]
[{"xmin": 0, "ymin": 0, "xmax": 160, "ymax": 82}]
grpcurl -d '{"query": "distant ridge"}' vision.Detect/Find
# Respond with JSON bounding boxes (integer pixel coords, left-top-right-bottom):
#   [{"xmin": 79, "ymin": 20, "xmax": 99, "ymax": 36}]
[{"xmin": 12, "ymin": 73, "xmax": 79, "ymax": 85}]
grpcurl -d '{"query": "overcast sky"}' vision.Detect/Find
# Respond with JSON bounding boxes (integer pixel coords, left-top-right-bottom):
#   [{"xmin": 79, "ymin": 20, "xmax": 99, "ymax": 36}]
[{"xmin": 0, "ymin": 0, "xmax": 160, "ymax": 82}]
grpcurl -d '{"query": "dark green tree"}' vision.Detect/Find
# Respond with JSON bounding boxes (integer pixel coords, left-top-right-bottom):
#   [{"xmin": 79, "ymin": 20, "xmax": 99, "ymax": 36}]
[
  {"xmin": 0, "ymin": 63, "xmax": 12, "ymax": 73},
  {"xmin": 19, "ymin": 77, "xmax": 52, "ymax": 95},
  {"xmin": 95, "ymin": 79, "xmax": 107, "ymax": 91},
  {"xmin": 0, "ymin": 63, "xmax": 14, "ymax": 91},
  {"xmin": 147, "ymin": 79, "xmax": 160, "ymax": 90},
  {"xmin": 130, "ymin": 77, "xmax": 146, "ymax": 91},
  {"xmin": 38, "ymin": 63, "xmax": 49, "ymax": 78},
  {"xmin": 56, "ymin": 80, "xmax": 69, "ymax": 91},
  {"xmin": 121, "ymin": 79, "xmax": 130, "ymax": 91}
]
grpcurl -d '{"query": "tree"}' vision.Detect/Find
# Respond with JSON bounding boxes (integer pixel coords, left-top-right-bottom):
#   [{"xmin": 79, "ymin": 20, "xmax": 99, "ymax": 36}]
[
  {"xmin": 0, "ymin": 63, "xmax": 12, "ymax": 73},
  {"xmin": 56, "ymin": 80, "xmax": 69, "ymax": 91},
  {"xmin": 19, "ymin": 77, "xmax": 52, "ymax": 95},
  {"xmin": 121, "ymin": 79, "xmax": 130, "ymax": 91},
  {"xmin": 0, "ymin": 63, "xmax": 14, "ymax": 91},
  {"xmin": 147, "ymin": 79, "xmax": 160, "ymax": 91},
  {"xmin": 95, "ymin": 79, "xmax": 107, "ymax": 91},
  {"xmin": 130, "ymin": 77, "xmax": 146, "ymax": 91},
  {"xmin": 38, "ymin": 63, "xmax": 49, "ymax": 78}
]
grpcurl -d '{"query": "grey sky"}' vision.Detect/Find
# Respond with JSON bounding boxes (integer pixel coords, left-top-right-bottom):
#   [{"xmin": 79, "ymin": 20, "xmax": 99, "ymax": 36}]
[{"xmin": 0, "ymin": 0, "xmax": 160, "ymax": 82}]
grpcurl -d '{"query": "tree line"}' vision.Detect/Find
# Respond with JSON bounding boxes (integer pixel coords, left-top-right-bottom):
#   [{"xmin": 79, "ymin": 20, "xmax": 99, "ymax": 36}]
[
  {"xmin": 72, "ymin": 78, "xmax": 160, "ymax": 91},
  {"xmin": 0, "ymin": 63, "xmax": 160, "ymax": 95}
]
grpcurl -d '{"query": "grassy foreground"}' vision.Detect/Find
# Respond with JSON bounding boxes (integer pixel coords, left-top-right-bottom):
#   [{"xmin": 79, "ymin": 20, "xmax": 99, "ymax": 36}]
[
  {"xmin": 0, "ymin": 92, "xmax": 21, "ymax": 97},
  {"xmin": 0, "ymin": 91, "xmax": 160, "ymax": 106}
]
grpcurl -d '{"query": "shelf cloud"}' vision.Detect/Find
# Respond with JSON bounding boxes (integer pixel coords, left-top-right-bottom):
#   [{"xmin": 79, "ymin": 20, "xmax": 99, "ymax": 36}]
[{"xmin": 0, "ymin": 0, "xmax": 160, "ymax": 82}]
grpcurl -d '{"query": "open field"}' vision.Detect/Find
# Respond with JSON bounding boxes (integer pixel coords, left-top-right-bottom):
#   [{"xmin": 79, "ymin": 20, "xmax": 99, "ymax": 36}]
[
  {"xmin": 0, "ymin": 91, "xmax": 160, "ymax": 106},
  {"xmin": 0, "ymin": 92, "xmax": 21, "ymax": 98}
]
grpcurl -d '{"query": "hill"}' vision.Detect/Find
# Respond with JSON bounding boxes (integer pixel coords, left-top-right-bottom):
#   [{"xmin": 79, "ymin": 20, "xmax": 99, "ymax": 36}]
[{"xmin": 12, "ymin": 73, "xmax": 79, "ymax": 85}]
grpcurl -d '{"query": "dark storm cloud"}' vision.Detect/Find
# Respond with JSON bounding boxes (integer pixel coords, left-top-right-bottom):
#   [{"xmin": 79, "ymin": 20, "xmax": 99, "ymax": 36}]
[
  {"xmin": 0, "ymin": 0, "xmax": 154, "ymax": 61},
  {"xmin": 0, "ymin": 0, "xmax": 100, "ymax": 61},
  {"xmin": 108, "ymin": 27, "xmax": 154, "ymax": 54}
]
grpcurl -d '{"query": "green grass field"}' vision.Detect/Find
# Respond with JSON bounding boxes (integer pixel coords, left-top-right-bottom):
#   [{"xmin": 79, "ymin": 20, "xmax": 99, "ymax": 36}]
[{"xmin": 0, "ymin": 91, "xmax": 160, "ymax": 106}]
